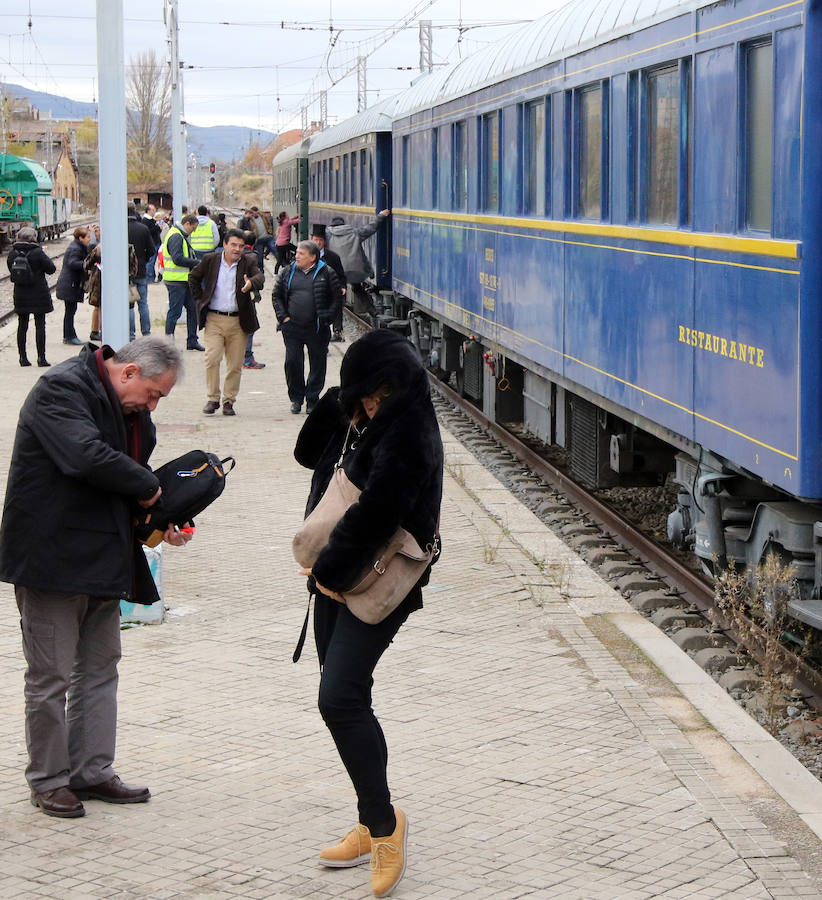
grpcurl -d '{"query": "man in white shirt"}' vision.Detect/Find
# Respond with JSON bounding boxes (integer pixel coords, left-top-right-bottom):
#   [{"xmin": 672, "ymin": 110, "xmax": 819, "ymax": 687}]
[{"xmin": 188, "ymin": 229, "xmax": 265, "ymax": 416}]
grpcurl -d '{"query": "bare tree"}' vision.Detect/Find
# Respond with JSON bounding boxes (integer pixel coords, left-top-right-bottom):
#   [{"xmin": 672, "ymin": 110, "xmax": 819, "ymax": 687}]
[{"xmin": 126, "ymin": 50, "xmax": 171, "ymax": 187}]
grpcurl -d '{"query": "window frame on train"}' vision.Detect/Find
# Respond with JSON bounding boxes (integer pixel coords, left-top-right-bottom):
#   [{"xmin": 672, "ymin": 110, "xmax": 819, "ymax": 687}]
[
  {"xmin": 522, "ymin": 97, "xmax": 549, "ymax": 217},
  {"xmin": 743, "ymin": 37, "xmax": 774, "ymax": 233},
  {"xmin": 480, "ymin": 110, "xmax": 501, "ymax": 213},
  {"xmin": 452, "ymin": 120, "xmax": 468, "ymax": 211},
  {"xmin": 574, "ymin": 81, "xmax": 607, "ymax": 221}
]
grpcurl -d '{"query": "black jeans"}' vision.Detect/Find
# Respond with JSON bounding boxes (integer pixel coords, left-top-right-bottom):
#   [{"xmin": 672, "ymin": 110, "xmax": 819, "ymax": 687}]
[
  {"xmin": 317, "ymin": 598, "xmax": 411, "ymax": 835},
  {"xmin": 62, "ymin": 301, "xmax": 79, "ymax": 340},
  {"xmin": 17, "ymin": 312, "xmax": 46, "ymax": 361},
  {"xmin": 281, "ymin": 321, "xmax": 330, "ymax": 407}
]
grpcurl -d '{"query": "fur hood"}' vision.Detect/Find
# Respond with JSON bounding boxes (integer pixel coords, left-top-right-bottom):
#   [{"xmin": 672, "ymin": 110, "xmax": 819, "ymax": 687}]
[{"xmin": 338, "ymin": 329, "xmax": 429, "ymax": 418}]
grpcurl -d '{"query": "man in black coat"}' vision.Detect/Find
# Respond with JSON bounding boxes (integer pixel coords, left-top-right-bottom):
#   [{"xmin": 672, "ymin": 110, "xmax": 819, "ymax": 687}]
[
  {"xmin": 0, "ymin": 337, "xmax": 191, "ymax": 819},
  {"xmin": 141, "ymin": 204, "xmax": 163, "ymax": 282},
  {"xmin": 310, "ymin": 225, "xmax": 347, "ymax": 342},
  {"xmin": 272, "ymin": 240, "xmax": 342, "ymax": 415},
  {"xmin": 127, "ymin": 204, "xmax": 155, "ymax": 338}
]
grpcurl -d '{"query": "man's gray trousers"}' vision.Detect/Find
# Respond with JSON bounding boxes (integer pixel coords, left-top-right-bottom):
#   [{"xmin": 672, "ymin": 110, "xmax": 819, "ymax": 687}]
[{"xmin": 16, "ymin": 586, "xmax": 121, "ymax": 793}]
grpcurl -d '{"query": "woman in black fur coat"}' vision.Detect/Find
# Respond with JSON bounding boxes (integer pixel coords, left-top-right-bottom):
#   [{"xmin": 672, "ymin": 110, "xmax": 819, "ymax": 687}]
[{"xmin": 294, "ymin": 329, "xmax": 443, "ymax": 898}]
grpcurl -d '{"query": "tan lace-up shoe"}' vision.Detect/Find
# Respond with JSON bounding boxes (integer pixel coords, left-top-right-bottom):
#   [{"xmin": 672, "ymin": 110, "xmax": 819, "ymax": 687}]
[
  {"xmin": 319, "ymin": 823, "xmax": 371, "ymax": 868},
  {"xmin": 370, "ymin": 808, "xmax": 407, "ymax": 897}
]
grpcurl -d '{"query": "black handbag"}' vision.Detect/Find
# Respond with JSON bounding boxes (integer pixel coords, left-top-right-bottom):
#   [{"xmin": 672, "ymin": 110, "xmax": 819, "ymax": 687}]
[{"xmin": 135, "ymin": 450, "xmax": 236, "ymax": 547}]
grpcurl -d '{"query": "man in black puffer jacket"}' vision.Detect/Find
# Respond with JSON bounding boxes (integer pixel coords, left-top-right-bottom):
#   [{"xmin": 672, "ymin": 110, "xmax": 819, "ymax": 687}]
[
  {"xmin": 0, "ymin": 337, "xmax": 192, "ymax": 819},
  {"xmin": 272, "ymin": 239, "xmax": 341, "ymax": 414}
]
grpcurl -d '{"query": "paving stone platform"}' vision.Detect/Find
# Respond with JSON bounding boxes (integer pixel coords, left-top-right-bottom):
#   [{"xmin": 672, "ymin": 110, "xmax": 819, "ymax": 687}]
[{"xmin": 0, "ymin": 272, "xmax": 821, "ymax": 898}]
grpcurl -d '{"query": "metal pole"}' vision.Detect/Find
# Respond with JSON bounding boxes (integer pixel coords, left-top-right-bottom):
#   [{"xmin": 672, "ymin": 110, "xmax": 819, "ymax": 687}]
[
  {"xmin": 166, "ymin": 0, "xmax": 186, "ymax": 221},
  {"xmin": 95, "ymin": 0, "xmax": 129, "ymax": 349}
]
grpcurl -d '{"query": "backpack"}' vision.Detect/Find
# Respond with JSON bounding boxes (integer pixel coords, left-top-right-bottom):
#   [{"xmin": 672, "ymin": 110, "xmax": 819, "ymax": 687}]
[
  {"xmin": 134, "ymin": 450, "xmax": 236, "ymax": 547},
  {"xmin": 9, "ymin": 249, "xmax": 34, "ymax": 286}
]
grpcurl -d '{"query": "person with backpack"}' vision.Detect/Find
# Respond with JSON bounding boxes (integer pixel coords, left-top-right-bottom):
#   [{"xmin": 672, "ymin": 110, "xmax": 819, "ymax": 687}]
[{"xmin": 7, "ymin": 226, "xmax": 56, "ymax": 367}]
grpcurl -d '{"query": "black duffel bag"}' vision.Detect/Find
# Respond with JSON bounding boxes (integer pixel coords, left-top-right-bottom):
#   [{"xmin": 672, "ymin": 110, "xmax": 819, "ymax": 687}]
[{"xmin": 135, "ymin": 450, "xmax": 236, "ymax": 547}]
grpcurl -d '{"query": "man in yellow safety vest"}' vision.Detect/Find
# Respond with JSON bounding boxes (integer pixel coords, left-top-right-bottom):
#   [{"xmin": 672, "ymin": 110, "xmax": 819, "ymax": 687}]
[
  {"xmin": 162, "ymin": 213, "xmax": 205, "ymax": 351},
  {"xmin": 190, "ymin": 205, "xmax": 220, "ymax": 258}
]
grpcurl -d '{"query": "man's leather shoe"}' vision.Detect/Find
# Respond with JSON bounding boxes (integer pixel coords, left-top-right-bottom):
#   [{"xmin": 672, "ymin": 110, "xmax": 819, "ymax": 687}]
[
  {"xmin": 31, "ymin": 786, "xmax": 85, "ymax": 818},
  {"xmin": 290, "ymin": 401, "xmax": 301, "ymax": 414},
  {"xmin": 73, "ymin": 775, "xmax": 150, "ymax": 804},
  {"xmin": 187, "ymin": 341, "xmax": 205, "ymax": 351},
  {"xmin": 203, "ymin": 400, "xmax": 220, "ymax": 415},
  {"xmin": 63, "ymin": 337, "xmax": 84, "ymax": 345},
  {"xmin": 89, "ymin": 331, "xmax": 101, "ymax": 342},
  {"xmin": 222, "ymin": 401, "xmax": 236, "ymax": 416}
]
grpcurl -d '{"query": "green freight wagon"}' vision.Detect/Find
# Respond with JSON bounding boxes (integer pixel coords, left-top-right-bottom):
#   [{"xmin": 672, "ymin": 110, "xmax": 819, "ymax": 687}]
[{"xmin": 0, "ymin": 153, "xmax": 70, "ymax": 247}]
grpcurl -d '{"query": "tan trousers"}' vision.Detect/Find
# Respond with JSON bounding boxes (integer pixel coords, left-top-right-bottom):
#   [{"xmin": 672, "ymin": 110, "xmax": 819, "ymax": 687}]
[{"xmin": 204, "ymin": 312, "xmax": 246, "ymax": 404}]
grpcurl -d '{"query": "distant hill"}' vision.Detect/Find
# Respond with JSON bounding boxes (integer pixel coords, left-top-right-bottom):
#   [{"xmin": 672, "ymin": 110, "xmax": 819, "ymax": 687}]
[{"xmin": 3, "ymin": 83, "xmax": 277, "ymax": 163}]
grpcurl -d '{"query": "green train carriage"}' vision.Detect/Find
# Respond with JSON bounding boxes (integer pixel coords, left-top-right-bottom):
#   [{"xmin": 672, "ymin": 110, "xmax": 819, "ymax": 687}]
[{"xmin": 0, "ymin": 153, "xmax": 70, "ymax": 248}]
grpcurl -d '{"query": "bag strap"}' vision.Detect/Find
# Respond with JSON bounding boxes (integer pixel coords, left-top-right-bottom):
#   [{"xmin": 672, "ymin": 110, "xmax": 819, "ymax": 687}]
[
  {"xmin": 292, "ymin": 593, "xmax": 312, "ymax": 663},
  {"xmin": 220, "ymin": 456, "xmax": 237, "ymax": 475}
]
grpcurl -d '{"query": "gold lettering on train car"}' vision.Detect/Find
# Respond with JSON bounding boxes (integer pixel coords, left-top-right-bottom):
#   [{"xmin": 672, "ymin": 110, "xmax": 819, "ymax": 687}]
[
  {"xmin": 396, "ymin": 247, "xmax": 410, "ymax": 258},
  {"xmin": 482, "ymin": 295, "xmax": 495, "ymax": 311},
  {"xmin": 485, "ymin": 248, "xmax": 494, "ymax": 262},
  {"xmin": 676, "ymin": 324, "xmax": 765, "ymax": 369},
  {"xmin": 784, "ymin": 467, "xmax": 792, "ymax": 479}
]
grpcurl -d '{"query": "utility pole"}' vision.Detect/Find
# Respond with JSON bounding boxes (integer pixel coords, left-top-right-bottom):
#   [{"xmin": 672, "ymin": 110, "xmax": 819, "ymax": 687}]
[
  {"xmin": 357, "ymin": 57, "xmax": 367, "ymax": 114},
  {"xmin": 95, "ymin": 0, "xmax": 129, "ymax": 349},
  {"xmin": 165, "ymin": 0, "xmax": 186, "ymax": 222},
  {"xmin": 301, "ymin": 106, "xmax": 308, "ymax": 138},
  {"xmin": 320, "ymin": 91, "xmax": 328, "ymax": 131},
  {"xmin": 419, "ymin": 20, "xmax": 433, "ymax": 73}
]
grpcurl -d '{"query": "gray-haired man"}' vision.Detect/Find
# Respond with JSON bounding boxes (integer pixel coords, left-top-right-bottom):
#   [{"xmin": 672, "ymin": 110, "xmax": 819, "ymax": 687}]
[{"xmin": 0, "ymin": 337, "xmax": 192, "ymax": 818}]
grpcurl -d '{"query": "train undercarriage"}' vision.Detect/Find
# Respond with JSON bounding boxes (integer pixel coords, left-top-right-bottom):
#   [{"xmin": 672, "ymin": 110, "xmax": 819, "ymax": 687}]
[{"xmin": 365, "ymin": 287, "xmax": 822, "ymax": 631}]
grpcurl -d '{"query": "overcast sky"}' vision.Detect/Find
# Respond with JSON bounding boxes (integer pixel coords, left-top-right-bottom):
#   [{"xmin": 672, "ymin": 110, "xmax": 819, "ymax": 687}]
[{"xmin": 0, "ymin": 0, "xmax": 569, "ymax": 135}]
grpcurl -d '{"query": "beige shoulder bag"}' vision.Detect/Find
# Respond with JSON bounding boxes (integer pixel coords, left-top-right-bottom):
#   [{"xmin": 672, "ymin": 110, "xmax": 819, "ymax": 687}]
[{"xmin": 292, "ymin": 427, "xmax": 439, "ymax": 625}]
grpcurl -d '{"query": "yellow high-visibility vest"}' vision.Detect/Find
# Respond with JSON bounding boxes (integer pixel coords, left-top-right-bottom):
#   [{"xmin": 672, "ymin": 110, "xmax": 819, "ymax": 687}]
[
  {"xmin": 189, "ymin": 220, "xmax": 217, "ymax": 255},
  {"xmin": 162, "ymin": 226, "xmax": 195, "ymax": 282}
]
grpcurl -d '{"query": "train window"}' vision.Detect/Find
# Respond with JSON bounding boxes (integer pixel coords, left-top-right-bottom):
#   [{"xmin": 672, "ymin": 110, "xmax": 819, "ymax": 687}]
[
  {"xmin": 351, "ymin": 152, "xmax": 358, "ymax": 205},
  {"xmin": 453, "ymin": 120, "xmax": 468, "ymax": 210},
  {"xmin": 481, "ymin": 112, "xmax": 500, "ymax": 212},
  {"xmin": 320, "ymin": 160, "xmax": 326, "ymax": 201},
  {"xmin": 745, "ymin": 41, "xmax": 773, "ymax": 231},
  {"xmin": 577, "ymin": 84, "xmax": 602, "ymax": 219},
  {"xmin": 402, "ymin": 136, "xmax": 409, "ymax": 206},
  {"xmin": 432, "ymin": 128, "xmax": 438, "ymax": 209},
  {"xmin": 646, "ymin": 65, "xmax": 679, "ymax": 225},
  {"xmin": 334, "ymin": 156, "xmax": 340, "ymax": 202},
  {"xmin": 524, "ymin": 99, "xmax": 547, "ymax": 216},
  {"xmin": 360, "ymin": 150, "xmax": 368, "ymax": 206}
]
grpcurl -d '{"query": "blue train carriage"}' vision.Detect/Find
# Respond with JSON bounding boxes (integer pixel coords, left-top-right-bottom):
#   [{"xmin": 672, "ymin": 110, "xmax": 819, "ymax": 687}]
[
  {"xmin": 0, "ymin": 153, "xmax": 70, "ymax": 245},
  {"xmin": 392, "ymin": 0, "xmax": 822, "ymax": 618},
  {"xmin": 272, "ymin": 138, "xmax": 310, "ymax": 242},
  {"xmin": 307, "ymin": 97, "xmax": 397, "ymax": 291}
]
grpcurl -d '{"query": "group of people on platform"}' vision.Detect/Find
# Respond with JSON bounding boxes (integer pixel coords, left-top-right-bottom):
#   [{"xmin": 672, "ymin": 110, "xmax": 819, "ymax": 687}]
[{"xmin": 1, "ymin": 198, "xmax": 439, "ymax": 899}]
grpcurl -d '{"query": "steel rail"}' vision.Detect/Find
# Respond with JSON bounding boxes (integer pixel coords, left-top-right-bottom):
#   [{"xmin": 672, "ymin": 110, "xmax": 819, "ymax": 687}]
[{"xmin": 426, "ymin": 361, "xmax": 822, "ymax": 705}]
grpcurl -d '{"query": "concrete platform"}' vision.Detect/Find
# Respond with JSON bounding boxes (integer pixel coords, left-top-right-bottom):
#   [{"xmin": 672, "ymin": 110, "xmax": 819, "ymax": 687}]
[{"xmin": 1, "ymin": 270, "xmax": 822, "ymax": 898}]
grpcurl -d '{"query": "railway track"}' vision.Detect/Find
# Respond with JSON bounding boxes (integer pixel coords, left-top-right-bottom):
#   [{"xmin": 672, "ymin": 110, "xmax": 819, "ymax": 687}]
[{"xmin": 344, "ymin": 307, "xmax": 822, "ymax": 718}]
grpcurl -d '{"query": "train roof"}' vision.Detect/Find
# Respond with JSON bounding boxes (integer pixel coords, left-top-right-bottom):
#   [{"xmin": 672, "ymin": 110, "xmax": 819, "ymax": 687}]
[
  {"xmin": 0, "ymin": 153, "xmax": 52, "ymax": 191},
  {"xmin": 394, "ymin": 0, "xmax": 708, "ymax": 119},
  {"xmin": 272, "ymin": 137, "xmax": 311, "ymax": 169},
  {"xmin": 308, "ymin": 95, "xmax": 401, "ymax": 155}
]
